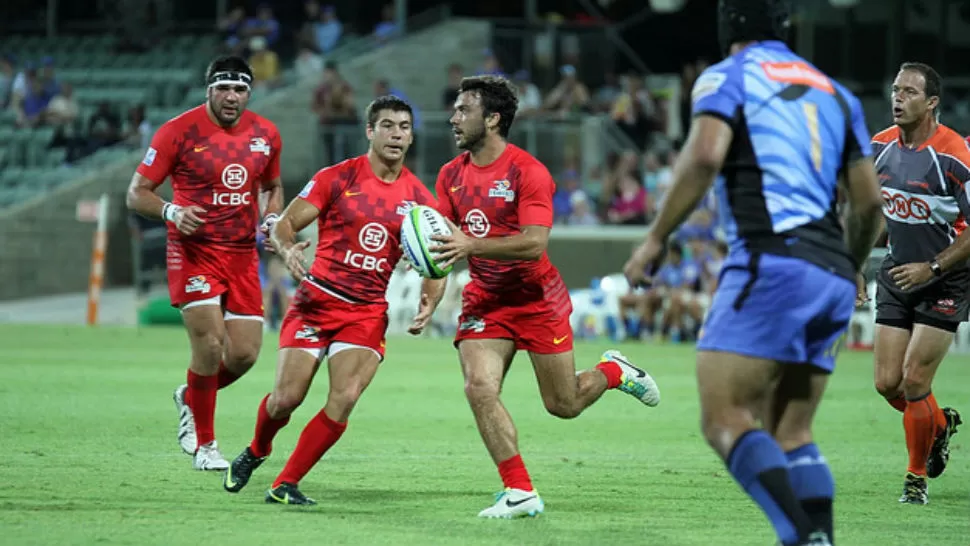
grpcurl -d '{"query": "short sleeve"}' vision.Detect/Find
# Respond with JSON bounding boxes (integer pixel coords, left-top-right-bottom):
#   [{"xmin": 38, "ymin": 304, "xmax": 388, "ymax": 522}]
[
  {"xmin": 844, "ymin": 94, "xmax": 873, "ymax": 163},
  {"xmin": 517, "ymin": 164, "xmax": 554, "ymax": 228},
  {"xmin": 135, "ymin": 121, "xmax": 180, "ymax": 184},
  {"xmin": 297, "ymin": 167, "xmax": 335, "ymax": 211},
  {"xmin": 434, "ymin": 167, "xmax": 460, "ymax": 222},
  {"xmin": 691, "ymin": 63, "xmax": 743, "ymax": 123},
  {"xmin": 945, "ymin": 140, "xmax": 970, "ymax": 220},
  {"xmin": 263, "ymin": 130, "xmax": 282, "ymax": 184}
]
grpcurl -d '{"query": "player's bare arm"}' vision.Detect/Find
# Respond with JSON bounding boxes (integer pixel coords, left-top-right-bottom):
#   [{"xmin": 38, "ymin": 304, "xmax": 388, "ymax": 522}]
[
  {"xmin": 624, "ymin": 115, "xmax": 732, "ymax": 285},
  {"xmin": 270, "ymin": 197, "xmax": 318, "ymax": 280},
  {"xmin": 125, "ymin": 172, "xmax": 206, "ymax": 235},
  {"xmin": 260, "ymin": 177, "xmax": 284, "ymax": 219},
  {"xmin": 408, "ymin": 277, "xmax": 448, "ymax": 335},
  {"xmin": 432, "ymin": 219, "xmax": 548, "ymax": 267},
  {"xmin": 842, "ymin": 157, "xmax": 886, "ymax": 292}
]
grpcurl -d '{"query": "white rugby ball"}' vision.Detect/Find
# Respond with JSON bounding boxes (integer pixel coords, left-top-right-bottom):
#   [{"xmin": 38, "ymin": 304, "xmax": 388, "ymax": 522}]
[{"xmin": 400, "ymin": 205, "xmax": 454, "ymax": 279}]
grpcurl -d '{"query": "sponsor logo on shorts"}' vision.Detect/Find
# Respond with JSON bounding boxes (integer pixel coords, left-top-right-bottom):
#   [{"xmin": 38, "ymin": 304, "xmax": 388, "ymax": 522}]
[
  {"xmin": 294, "ymin": 325, "xmax": 320, "ymax": 342},
  {"xmin": 553, "ymin": 334, "xmax": 569, "ymax": 345},
  {"xmin": 459, "ymin": 316, "xmax": 486, "ymax": 333},
  {"xmin": 185, "ymin": 275, "xmax": 211, "ymax": 294},
  {"xmin": 932, "ymin": 298, "xmax": 957, "ymax": 316}
]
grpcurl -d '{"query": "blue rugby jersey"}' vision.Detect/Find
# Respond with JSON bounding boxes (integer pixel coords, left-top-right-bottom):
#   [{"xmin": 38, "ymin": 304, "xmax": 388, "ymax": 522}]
[{"xmin": 691, "ymin": 41, "xmax": 872, "ymax": 279}]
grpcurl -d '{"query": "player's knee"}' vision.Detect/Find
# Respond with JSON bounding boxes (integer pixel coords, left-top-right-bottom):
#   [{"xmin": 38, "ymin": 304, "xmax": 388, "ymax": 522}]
[
  {"xmin": 226, "ymin": 343, "xmax": 260, "ymax": 369},
  {"xmin": 269, "ymin": 387, "xmax": 308, "ymax": 417},
  {"xmin": 874, "ymin": 376, "xmax": 902, "ymax": 399},
  {"xmin": 901, "ymin": 368, "xmax": 932, "ymax": 396},
  {"xmin": 463, "ymin": 376, "xmax": 500, "ymax": 405},
  {"xmin": 191, "ymin": 330, "xmax": 225, "ymax": 364},
  {"xmin": 328, "ymin": 382, "xmax": 366, "ymax": 415},
  {"xmin": 543, "ymin": 398, "xmax": 582, "ymax": 419}
]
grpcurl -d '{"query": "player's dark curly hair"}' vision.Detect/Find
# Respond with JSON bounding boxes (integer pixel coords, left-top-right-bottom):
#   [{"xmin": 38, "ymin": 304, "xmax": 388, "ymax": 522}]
[
  {"xmin": 366, "ymin": 95, "xmax": 414, "ymax": 127},
  {"xmin": 458, "ymin": 75, "xmax": 518, "ymax": 138},
  {"xmin": 205, "ymin": 55, "xmax": 253, "ymax": 83},
  {"xmin": 900, "ymin": 62, "xmax": 942, "ymax": 113}
]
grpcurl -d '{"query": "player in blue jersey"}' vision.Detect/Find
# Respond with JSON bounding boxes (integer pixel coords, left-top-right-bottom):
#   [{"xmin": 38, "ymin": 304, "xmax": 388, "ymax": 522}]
[{"xmin": 623, "ymin": 1, "xmax": 884, "ymax": 545}]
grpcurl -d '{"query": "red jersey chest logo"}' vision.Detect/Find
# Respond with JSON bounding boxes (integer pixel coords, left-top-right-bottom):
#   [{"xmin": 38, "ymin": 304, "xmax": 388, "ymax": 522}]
[
  {"xmin": 181, "ymin": 133, "xmax": 272, "ymax": 200},
  {"xmin": 488, "ymin": 179, "xmax": 515, "ymax": 202}
]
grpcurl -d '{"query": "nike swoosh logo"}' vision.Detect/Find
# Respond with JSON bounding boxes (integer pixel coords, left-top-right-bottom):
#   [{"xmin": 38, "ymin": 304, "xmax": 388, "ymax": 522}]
[
  {"xmin": 450, "ymin": 186, "xmax": 462, "ymax": 193},
  {"xmin": 506, "ymin": 495, "xmax": 537, "ymax": 507},
  {"xmin": 553, "ymin": 335, "xmax": 569, "ymax": 345},
  {"xmin": 193, "ymin": 146, "xmax": 208, "ymax": 152},
  {"xmin": 225, "ymin": 474, "xmax": 237, "ymax": 488},
  {"xmin": 345, "ymin": 191, "xmax": 362, "ymax": 197}
]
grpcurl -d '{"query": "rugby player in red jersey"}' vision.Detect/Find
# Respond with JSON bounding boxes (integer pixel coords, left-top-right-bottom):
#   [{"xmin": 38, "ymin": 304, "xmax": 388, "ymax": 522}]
[
  {"xmin": 423, "ymin": 75, "xmax": 662, "ymax": 518},
  {"xmin": 222, "ymin": 96, "xmax": 440, "ymax": 505},
  {"xmin": 126, "ymin": 56, "xmax": 283, "ymax": 470},
  {"xmin": 869, "ymin": 62, "xmax": 964, "ymax": 504}
]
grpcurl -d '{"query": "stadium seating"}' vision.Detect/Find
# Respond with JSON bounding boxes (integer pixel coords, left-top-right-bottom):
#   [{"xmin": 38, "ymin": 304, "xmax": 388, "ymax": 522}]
[{"xmin": 0, "ymin": 33, "xmax": 219, "ymax": 209}]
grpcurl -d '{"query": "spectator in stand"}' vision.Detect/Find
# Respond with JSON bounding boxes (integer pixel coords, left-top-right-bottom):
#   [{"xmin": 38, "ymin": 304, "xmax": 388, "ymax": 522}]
[
  {"xmin": 16, "ymin": 75, "xmax": 50, "ymax": 128},
  {"xmin": 543, "ymin": 64, "xmax": 590, "ymax": 115},
  {"xmin": 512, "ymin": 69, "xmax": 542, "ymax": 117},
  {"xmin": 316, "ymin": 5, "xmax": 343, "ymax": 53},
  {"xmin": 240, "ymin": 4, "xmax": 281, "ymax": 49},
  {"xmin": 121, "ymin": 104, "xmax": 151, "ymax": 150},
  {"xmin": 86, "ymin": 101, "xmax": 122, "ymax": 154},
  {"xmin": 611, "ymin": 72, "xmax": 660, "ymax": 149},
  {"xmin": 593, "ymin": 72, "xmax": 621, "ymax": 114},
  {"xmin": 0, "ymin": 54, "xmax": 15, "ymax": 109},
  {"xmin": 312, "ymin": 61, "xmax": 357, "ymax": 164},
  {"xmin": 248, "ymin": 36, "xmax": 281, "ymax": 91},
  {"xmin": 46, "ymin": 82, "xmax": 79, "ymax": 145},
  {"xmin": 373, "ymin": 4, "xmax": 399, "ymax": 44},
  {"xmin": 294, "ymin": 46, "xmax": 323, "ymax": 81},
  {"xmin": 477, "ymin": 49, "xmax": 505, "ymax": 77},
  {"xmin": 442, "ymin": 63, "xmax": 462, "ymax": 109},
  {"xmin": 566, "ymin": 191, "xmax": 600, "ymax": 226},
  {"xmin": 218, "ymin": 6, "xmax": 247, "ymax": 54},
  {"xmin": 38, "ymin": 56, "xmax": 60, "ymax": 98},
  {"xmin": 605, "ymin": 150, "xmax": 650, "ymax": 225}
]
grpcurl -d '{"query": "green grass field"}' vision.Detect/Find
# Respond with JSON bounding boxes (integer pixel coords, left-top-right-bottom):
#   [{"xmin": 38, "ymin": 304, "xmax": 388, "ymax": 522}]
[{"xmin": 1, "ymin": 324, "xmax": 968, "ymax": 545}]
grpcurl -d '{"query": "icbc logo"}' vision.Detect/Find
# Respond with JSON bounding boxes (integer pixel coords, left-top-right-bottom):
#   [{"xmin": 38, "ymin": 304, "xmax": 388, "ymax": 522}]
[
  {"xmin": 214, "ymin": 164, "xmax": 251, "ymax": 206},
  {"xmin": 465, "ymin": 209, "xmax": 491, "ymax": 238},
  {"xmin": 344, "ymin": 222, "xmax": 390, "ymax": 272},
  {"xmin": 882, "ymin": 189, "xmax": 930, "ymax": 221}
]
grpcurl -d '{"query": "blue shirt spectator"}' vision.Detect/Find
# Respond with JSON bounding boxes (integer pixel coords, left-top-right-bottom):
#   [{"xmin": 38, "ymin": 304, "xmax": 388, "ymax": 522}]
[{"xmin": 315, "ymin": 5, "xmax": 343, "ymax": 53}]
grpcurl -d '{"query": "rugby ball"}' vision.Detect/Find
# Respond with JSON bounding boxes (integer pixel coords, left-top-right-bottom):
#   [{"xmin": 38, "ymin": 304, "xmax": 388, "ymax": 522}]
[{"xmin": 400, "ymin": 205, "xmax": 454, "ymax": 279}]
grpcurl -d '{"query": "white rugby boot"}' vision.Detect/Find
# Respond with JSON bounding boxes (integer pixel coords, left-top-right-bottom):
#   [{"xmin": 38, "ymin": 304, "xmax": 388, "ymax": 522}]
[
  {"xmin": 602, "ymin": 349, "xmax": 661, "ymax": 407},
  {"xmin": 173, "ymin": 384, "xmax": 197, "ymax": 455},
  {"xmin": 477, "ymin": 488, "xmax": 544, "ymax": 519},
  {"xmin": 193, "ymin": 440, "xmax": 230, "ymax": 471}
]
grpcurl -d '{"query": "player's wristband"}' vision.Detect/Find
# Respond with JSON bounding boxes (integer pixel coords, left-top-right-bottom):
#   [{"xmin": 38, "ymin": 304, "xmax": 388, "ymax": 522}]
[
  {"xmin": 930, "ymin": 260, "xmax": 943, "ymax": 277},
  {"xmin": 162, "ymin": 202, "xmax": 181, "ymax": 223},
  {"xmin": 261, "ymin": 213, "xmax": 280, "ymax": 230}
]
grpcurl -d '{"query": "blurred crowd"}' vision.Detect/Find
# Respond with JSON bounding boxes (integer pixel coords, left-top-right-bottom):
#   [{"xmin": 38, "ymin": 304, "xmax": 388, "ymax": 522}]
[{"xmin": 0, "ymin": 53, "xmax": 153, "ymax": 166}]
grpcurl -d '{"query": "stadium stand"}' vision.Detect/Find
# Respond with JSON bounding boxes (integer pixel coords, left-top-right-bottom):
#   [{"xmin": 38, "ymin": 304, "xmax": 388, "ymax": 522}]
[{"xmin": 0, "ymin": 33, "xmax": 217, "ymax": 208}]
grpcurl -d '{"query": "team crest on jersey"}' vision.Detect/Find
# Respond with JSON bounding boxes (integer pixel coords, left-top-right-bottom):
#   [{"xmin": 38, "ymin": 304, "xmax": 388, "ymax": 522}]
[
  {"xmin": 185, "ymin": 275, "xmax": 211, "ymax": 294},
  {"xmin": 249, "ymin": 137, "xmax": 271, "ymax": 156},
  {"xmin": 294, "ymin": 325, "xmax": 321, "ymax": 342},
  {"xmin": 396, "ymin": 201, "xmax": 418, "ymax": 215},
  {"xmin": 142, "ymin": 147, "xmax": 157, "ymax": 166},
  {"xmin": 488, "ymin": 180, "xmax": 515, "ymax": 202}
]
